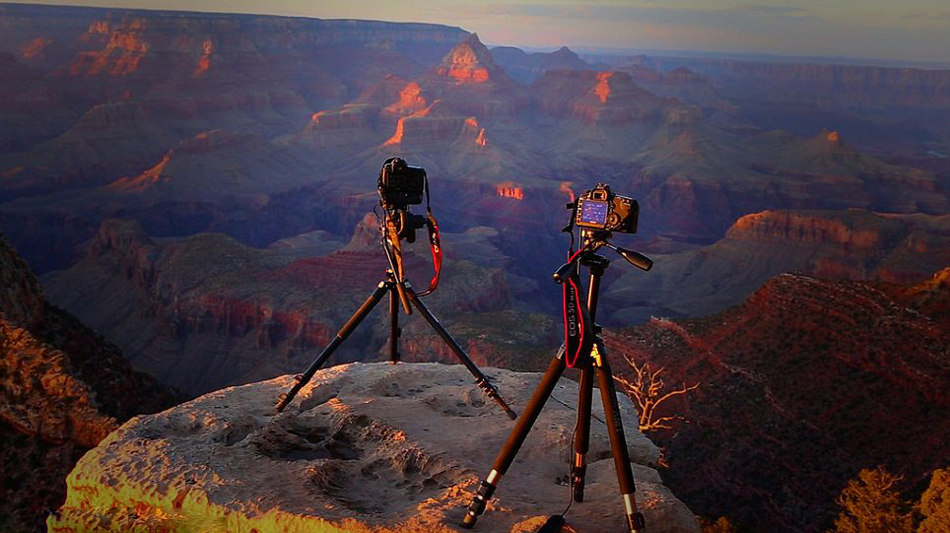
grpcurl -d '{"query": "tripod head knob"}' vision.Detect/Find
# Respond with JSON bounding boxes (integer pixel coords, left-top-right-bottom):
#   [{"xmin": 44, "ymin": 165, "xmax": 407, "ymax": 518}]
[{"xmin": 606, "ymin": 243, "xmax": 652, "ymax": 271}]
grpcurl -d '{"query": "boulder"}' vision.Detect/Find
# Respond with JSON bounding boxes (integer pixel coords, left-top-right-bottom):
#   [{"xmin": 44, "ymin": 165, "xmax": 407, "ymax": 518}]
[{"xmin": 50, "ymin": 362, "xmax": 699, "ymax": 533}]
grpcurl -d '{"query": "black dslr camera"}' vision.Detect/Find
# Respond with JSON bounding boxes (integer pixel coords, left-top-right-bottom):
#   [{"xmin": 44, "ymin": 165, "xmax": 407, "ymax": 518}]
[
  {"xmin": 574, "ymin": 183, "xmax": 638, "ymax": 234},
  {"xmin": 378, "ymin": 157, "xmax": 426, "ymax": 207},
  {"xmin": 378, "ymin": 158, "xmax": 429, "ymax": 243}
]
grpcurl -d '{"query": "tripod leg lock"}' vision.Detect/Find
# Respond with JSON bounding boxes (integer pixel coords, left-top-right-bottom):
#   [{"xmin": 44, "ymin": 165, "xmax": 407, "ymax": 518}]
[
  {"xmin": 474, "ymin": 377, "xmax": 518, "ymax": 420},
  {"xmin": 461, "ymin": 470, "xmax": 500, "ymax": 529},
  {"xmin": 571, "ymin": 452, "xmax": 587, "ymax": 502}
]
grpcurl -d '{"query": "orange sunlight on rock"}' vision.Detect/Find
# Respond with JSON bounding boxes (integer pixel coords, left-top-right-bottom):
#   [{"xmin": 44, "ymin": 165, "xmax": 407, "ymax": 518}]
[
  {"xmin": 108, "ymin": 154, "xmax": 170, "ymax": 192},
  {"xmin": 594, "ymin": 72, "xmax": 614, "ymax": 103},
  {"xmin": 475, "ymin": 128, "xmax": 487, "ymax": 146},
  {"xmin": 194, "ymin": 38, "xmax": 213, "ymax": 76},
  {"xmin": 71, "ymin": 19, "xmax": 149, "ymax": 76},
  {"xmin": 21, "ymin": 37, "xmax": 51, "ymax": 60},
  {"xmin": 384, "ymin": 81, "xmax": 427, "ymax": 115},
  {"xmin": 383, "ymin": 117, "xmax": 406, "ymax": 145},
  {"xmin": 436, "ymin": 43, "xmax": 490, "ymax": 83},
  {"xmin": 496, "ymin": 181, "xmax": 524, "ymax": 200},
  {"xmin": 559, "ymin": 181, "xmax": 576, "ymax": 202}
]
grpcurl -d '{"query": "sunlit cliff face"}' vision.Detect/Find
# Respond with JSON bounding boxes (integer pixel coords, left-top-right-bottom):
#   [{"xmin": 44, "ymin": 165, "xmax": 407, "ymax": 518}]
[
  {"xmin": 21, "ymin": 37, "xmax": 52, "ymax": 60},
  {"xmin": 475, "ymin": 127, "xmax": 487, "ymax": 147},
  {"xmin": 384, "ymin": 81, "xmax": 427, "ymax": 115},
  {"xmin": 436, "ymin": 42, "xmax": 491, "ymax": 83},
  {"xmin": 594, "ymin": 71, "xmax": 614, "ymax": 103},
  {"xmin": 71, "ymin": 19, "xmax": 150, "ymax": 76},
  {"xmin": 496, "ymin": 181, "xmax": 524, "ymax": 200},
  {"xmin": 194, "ymin": 38, "xmax": 213, "ymax": 76},
  {"xmin": 559, "ymin": 181, "xmax": 576, "ymax": 202}
]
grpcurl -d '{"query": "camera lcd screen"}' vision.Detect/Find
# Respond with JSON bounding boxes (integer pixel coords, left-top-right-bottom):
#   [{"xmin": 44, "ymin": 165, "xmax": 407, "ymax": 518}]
[{"xmin": 579, "ymin": 200, "xmax": 609, "ymax": 226}]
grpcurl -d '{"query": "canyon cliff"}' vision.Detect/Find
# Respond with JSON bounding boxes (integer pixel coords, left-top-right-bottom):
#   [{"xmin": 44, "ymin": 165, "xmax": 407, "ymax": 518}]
[
  {"xmin": 605, "ymin": 271, "xmax": 950, "ymax": 532},
  {"xmin": 41, "ymin": 216, "xmax": 541, "ymax": 395},
  {"xmin": 0, "ymin": 235, "xmax": 178, "ymax": 533},
  {"xmin": 606, "ymin": 208, "xmax": 950, "ymax": 323}
]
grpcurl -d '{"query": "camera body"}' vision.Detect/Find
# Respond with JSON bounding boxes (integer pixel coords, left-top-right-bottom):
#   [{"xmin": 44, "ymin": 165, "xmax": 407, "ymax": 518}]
[
  {"xmin": 378, "ymin": 157, "xmax": 426, "ymax": 207},
  {"xmin": 574, "ymin": 183, "xmax": 639, "ymax": 234}
]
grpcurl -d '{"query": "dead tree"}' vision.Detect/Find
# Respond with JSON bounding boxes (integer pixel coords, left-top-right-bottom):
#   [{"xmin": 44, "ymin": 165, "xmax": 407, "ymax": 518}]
[{"xmin": 614, "ymin": 357, "xmax": 699, "ymax": 433}]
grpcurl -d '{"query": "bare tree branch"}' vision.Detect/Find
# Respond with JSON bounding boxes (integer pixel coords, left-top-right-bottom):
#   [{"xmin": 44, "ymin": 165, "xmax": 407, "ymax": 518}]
[{"xmin": 614, "ymin": 357, "xmax": 700, "ymax": 433}]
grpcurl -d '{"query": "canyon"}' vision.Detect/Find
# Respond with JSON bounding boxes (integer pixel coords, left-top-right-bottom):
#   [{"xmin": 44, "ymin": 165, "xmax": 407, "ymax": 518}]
[
  {"xmin": 606, "ymin": 269, "xmax": 950, "ymax": 532},
  {"xmin": 0, "ymin": 3, "xmax": 948, "ymax": 533},
  {"xmin": 0, "ymin": 236, "xmax": 178, "ymax": 533}
]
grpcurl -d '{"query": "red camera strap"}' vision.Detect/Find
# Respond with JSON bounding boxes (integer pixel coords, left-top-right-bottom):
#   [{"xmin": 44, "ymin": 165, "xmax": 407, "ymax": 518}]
[
  {"xmin": 562, "ymin": 249, "xmax": 589, "ymax": 368},
  {"xmin": 418, "ymin": 210, "xmax": 442, "ymax": 296}
]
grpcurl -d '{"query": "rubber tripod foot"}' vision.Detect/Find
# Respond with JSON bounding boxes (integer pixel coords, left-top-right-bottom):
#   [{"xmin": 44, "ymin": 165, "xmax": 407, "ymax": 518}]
[{"xmin": 537, "ymin": 514, "xmax": 565, "ymax": 533}]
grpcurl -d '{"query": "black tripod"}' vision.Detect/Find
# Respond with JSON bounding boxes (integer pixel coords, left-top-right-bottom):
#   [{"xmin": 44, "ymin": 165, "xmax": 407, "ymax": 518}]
[
  {"xmin": 461, "ymin": 240, "xmax": 652, "ymax": 532},
  {"xmin": 275, "ymin": 222, "xmax": 517, "ymax": 420}
]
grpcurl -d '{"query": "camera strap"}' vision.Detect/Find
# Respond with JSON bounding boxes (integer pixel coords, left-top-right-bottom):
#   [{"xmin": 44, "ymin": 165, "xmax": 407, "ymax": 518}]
[
  {"xmin": 562, "ymin": 250, "xmax": 593, "ymax": 368},
  {"xmin": 418, "ymin": 209, "xmax": 442, "ymax": 296}
]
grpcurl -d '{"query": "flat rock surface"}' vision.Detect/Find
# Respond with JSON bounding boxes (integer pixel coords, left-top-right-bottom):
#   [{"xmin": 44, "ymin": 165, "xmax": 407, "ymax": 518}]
[{"xmin": 50, "ymin": 362, "xmax": 700, "ymax": 533}]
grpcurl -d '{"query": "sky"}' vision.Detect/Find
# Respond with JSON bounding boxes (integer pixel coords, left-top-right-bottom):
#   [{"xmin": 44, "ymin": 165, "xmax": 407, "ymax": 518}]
[{"xmin": 18, "ymin": 0, "xmax": 950, "ymax": 64}]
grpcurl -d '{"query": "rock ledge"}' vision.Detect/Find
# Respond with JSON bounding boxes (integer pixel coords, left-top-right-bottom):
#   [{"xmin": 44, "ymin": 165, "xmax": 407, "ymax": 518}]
[{"xmin": 50, "ymin": 362, "xmax": 699, "ymax": 533}]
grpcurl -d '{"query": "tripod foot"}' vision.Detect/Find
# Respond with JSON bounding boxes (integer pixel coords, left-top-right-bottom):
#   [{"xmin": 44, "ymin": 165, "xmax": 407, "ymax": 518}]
[
  {"xmin": 461, "ymin": 470, "xmax": 500, "ymax": 528},
  {"xmin": 624, "ymin": 504, "xmax": 646, "ymax": 533}
]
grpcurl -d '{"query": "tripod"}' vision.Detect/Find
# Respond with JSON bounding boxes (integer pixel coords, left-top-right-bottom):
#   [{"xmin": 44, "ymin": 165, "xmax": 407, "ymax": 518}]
[
  {"xmin": 461, "ymin": 243, "xmax": 652, "ymax": 532},
  {"xmin": 275, "ymin": 222, "xmax": 517, "ymax": 420}
]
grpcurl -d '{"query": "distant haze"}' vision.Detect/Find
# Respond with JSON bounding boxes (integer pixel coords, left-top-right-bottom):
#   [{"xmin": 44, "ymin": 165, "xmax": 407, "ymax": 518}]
[{"xmin": 12, "ymin": 1, "xmax": 950, "ymax": 65}]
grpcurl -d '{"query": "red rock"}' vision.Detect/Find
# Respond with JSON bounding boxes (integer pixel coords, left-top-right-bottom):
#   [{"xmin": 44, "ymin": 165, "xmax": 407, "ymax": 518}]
[
  {"xmin": 421, "ymin": 33, "xmax": 527, "ymax": 118},
  {"xmin": 531, "ymin": 69, "xmax": 665, "ymax": 125},
  {"xmin": 0, "ymin": 236, "xmax": 178, "ymax": 533},
  {"xmin": 606, "ymin": 272, "xmax": 950, "ymax": 532}
]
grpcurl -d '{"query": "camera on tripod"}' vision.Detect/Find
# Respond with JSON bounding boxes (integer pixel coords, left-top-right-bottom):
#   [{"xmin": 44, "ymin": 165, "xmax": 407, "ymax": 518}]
[
  {"xmin": 574, "ymin": 183, "xmax": 639, "ymax": 234},
  {"xmin": 461, "ymin": 181, "xmax": 653, "ymax": 533},
  {"xmin": 378, "ymin": 157, "xmax": 428, "ymax": 243}
]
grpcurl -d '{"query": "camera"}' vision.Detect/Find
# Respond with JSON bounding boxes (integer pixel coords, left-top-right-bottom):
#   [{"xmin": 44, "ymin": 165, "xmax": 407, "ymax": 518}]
[
  {"xmin": 378, "ymin": 157, "xmax": 426, "ymax": 207},
  {"xmin": 574, "ymin": 183, "xmax": 639, "ymax": 234}
]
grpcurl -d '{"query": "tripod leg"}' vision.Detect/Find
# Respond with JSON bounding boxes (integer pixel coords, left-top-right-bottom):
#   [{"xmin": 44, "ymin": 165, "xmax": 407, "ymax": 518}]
[
  {"xmin": 593, "ymin": 341, "xmax": 646, "ymax": 533},
  {"xmin": 389, "ymin": 288, "xmax": 400, "ymax": 363},
  {"xmin": 405, "ymin": 286, "xmax": 517, "ymax": 420},
  {"xmin": 572, "ymin": 362, "xmax": 595, "ymax": 502},
  {"xmin": 275, "ymin": 281, "xmax": 390, "ymax": 412},
  {"xmin": 461, "ymin": 347, "xmax": 566, "ymax": 529}
]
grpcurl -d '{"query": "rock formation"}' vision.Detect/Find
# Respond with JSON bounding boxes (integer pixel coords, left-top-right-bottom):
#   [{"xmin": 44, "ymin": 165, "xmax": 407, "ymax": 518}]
[
  {"xmin": 605, "ymin": 208, "xmax": 950, "ymax": 323},
  {"xmin": 0, "ymin": 3, "xmax": 469, "ymax": 201},
  {"xmin": 531, "ymin": 69, "xmax": 666, "ymax": 125},
  {"xmin": 606, "ymin": 272, "xmax": 950, "ymax": 532},
  {"xmin": 490, "ymin": 45, "xmax": 591, "ymax": 85},
  {"xmin": 0, "ymin": 235, "xmax": 178, "ymax": 533},
  {"xmin": 641, "ymin": 56, "xmax": 950, "ymax": 110},
  {"xmin": 420, "ymin": 33, "xmax": 527, "ymax": 118},
  {"xmin": 49, "ymin": 362, "xmax": 700, "ymax": 533},
  {"xmin": 41, "ymin": 217, "xmax": 519, "ymax": 395}
]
